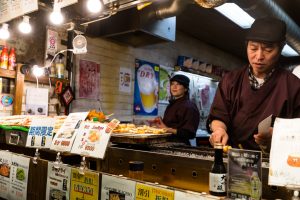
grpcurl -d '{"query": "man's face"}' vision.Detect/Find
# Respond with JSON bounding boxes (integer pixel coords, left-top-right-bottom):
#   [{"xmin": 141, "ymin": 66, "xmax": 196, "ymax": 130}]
[{"xmin": 247, "ymin": 41, "xmax": 282, "ymax": 78}]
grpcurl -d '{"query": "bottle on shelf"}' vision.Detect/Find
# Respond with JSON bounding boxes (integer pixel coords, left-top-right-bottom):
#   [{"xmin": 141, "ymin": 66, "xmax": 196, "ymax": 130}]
[
  {"xmin": 0, "ymin": 46, "xmax": 8, "ymax": 69},
  {"xmin": 128, "ymin": 161, "xmax": 144, "ymax": 181},
  {"xmin": 56, "ymin": 54, "xmax": 65, "ymax": 79},
  {"xmin": 209, "ymin": 143, "xmax": 227, "ymax": 196},
  {"xmin": 8, "ymin": 47, "xmax": 16, "ymax": 71},
  {"xmin": 250, "ymin": 171, "xmax": 261, "ymax": 200}
]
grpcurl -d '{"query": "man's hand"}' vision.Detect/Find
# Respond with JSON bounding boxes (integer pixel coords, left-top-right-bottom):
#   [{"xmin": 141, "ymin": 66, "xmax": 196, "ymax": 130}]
[
  {"xmin": 209, "ymin": 127, "xmax": 229, "ymax": 146},
  {"xmin": 209, "ymin": 120, "xmax": 229, "ymax": 146},
  {"xmin": 254, "ymin": 127, "xmax": 273, "ymax": 149}
]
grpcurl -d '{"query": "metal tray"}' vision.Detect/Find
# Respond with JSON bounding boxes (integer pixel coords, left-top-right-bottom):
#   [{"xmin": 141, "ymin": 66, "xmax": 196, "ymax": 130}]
[{"xmin": 110, "ymin": 133, "xmax": 172, "ymax": 145}]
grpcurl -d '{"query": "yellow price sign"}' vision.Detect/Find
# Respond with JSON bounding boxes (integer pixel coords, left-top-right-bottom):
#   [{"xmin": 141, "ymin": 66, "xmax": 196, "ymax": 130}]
[{"xmin": 136, "ymin": 183, "xmax": 174, "ymax": 200}]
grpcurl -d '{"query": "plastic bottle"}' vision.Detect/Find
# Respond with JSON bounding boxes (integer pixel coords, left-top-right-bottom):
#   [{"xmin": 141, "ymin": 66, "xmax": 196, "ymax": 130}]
[
  {"xmin": 209, "ymin": 143, "xmax": 227, "ymax": 196},
  {"xmin": 250, "ymin": 171, "xmax": 261, "ymax": 200},
  {"xmin": 8, "ymin": 47, "xmax": 16, "ymax": 70},
  {"xmin": 0, "ymin": 46, "xmax": 8, "ymax": 69},
  {"xmin": 56, "ymin": 54, "xmax": 65, "ymax": 79}
]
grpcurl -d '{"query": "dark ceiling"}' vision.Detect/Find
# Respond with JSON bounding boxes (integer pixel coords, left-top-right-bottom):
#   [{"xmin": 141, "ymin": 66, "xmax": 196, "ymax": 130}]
[{"xmin": 40, "ymin": 0, "xmax": 300, "ymax": 63}]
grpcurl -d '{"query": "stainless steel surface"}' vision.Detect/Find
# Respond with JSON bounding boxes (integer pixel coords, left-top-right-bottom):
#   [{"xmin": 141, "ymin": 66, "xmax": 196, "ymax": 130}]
[{"xmin": 105, "ymin": 146, "xmax": 290, "ymax": 199}]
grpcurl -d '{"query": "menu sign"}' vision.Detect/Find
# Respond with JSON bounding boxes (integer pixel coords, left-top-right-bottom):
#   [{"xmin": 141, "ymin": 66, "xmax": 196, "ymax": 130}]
[
  {"xmin": 46, "ymin": 162, "xmax": 71, "ymax": 200},
  {"xmin": 25, "ymin": 118, "xmax": 56, "ymax": 148},
  {"xmin": 71, "ymin": 119, "xmax": 119, "ymax": 159},
  {"xmin": 70, "ymin": 168, "xmax": 99, "ymax": 200},
  {"xmin": 269, "ymin": 118, "xmax": 300, "ymax": 186},
  {"xmin": 0, "ymin": 0, "xmax": 38, "ymax": 23},
  {"xmin": 136, "ymin": 183, "xmax": 174, "ymax": 200},
  {"xmin": 50, "ymin": 112, "xmax": 88, "ymax": 152},
  {"xmin": 9, "ymin": 154, "xmax": 30, "ymax": 200},
  {"xmin": 0, "ymin": 151, "xmax": 12, "ymax": 199},
  {"xmin": 227, "ymin": 148, "xmax": 262, "ymax": 200},
  {"xmin": 101, "ymin": 174, "xmax": 135, "ymax": 200}
]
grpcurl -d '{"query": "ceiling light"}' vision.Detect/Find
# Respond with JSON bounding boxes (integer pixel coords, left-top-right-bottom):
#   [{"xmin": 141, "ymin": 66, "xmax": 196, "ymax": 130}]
[
  {"xmin": 282, "ymin": 44, "xmax": 299, "ymax": 57},
  {"xmin": 32, "ymin": 65, "xmax": 44, "ymax": 77},
  {"xmin": 215, "ymin": 3, "xmax": 254, "ymax": 28},
  {"xmin": 87, "ymin": 0, "xmax": 102, "ymax": 13},
  {"xmin": 18, "ymin": 16, "xmax": 32, "ymax": 34},
  {"xmin": 0, "ymin": 23, "xmax": 10, "ymax": 40},
  {"xmin": 50, "ymin": 4, "xmax": 64, "ymax": 25}
]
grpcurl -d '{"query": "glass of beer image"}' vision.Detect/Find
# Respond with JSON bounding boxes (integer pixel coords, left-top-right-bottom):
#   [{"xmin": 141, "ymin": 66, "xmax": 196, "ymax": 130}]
[{"xmin": 137, "ymin": 64, "xmax": 158, "ymax": 113}]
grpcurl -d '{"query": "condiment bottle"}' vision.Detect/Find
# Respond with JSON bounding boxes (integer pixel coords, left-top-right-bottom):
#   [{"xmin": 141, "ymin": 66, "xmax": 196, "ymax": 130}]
[
  {"xmin": 8, "ymin": 47, "xmax": 16, "ymax": 70},
  {"xmin": 128, "ymin": 161, "xmax": 144, "ymax": 180},
  {"xmin": 0, "ymin": 46, "xmax": 8, "ymax": 69},
  {"xmin": 209, "ymin": 143, "xmax": 227, "ymax": 196}
]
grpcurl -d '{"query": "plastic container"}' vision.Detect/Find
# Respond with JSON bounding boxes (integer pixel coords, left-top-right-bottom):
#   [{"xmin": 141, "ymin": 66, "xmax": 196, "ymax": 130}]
[
  {"xmin": 0, "ymin": 46, "xmax": 8, "ymax": 69},
  {"xmin": 8, "ymin": 47, "xmax": 16, "ymax": 71},
  {"xmin": 56, "ymin": 54, "xmax": 65, "ymax": 79},
  {"xmin": 128, "ymin": 161, "xmax": 144, "ymax": 180}
]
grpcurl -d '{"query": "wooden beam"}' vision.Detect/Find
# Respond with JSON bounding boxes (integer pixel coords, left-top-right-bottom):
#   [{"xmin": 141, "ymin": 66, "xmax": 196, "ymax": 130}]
[{"xmin": 13, "ymin": 64, "xmax": 24, "ymax": 115}]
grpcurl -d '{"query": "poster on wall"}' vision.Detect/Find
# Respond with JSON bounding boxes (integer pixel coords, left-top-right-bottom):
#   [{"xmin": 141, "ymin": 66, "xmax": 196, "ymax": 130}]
[
  {"xmin": 79, "ymin": 60, "xmax": 100, "ymax": 100},
  {"xmin": 0, "ymin": 150, "xmax": 12, "ymax": 199},
  {"xmin": 159, "ymin": 65, "xmax": 173, "ymax": 104},
  {"xmin": 25, "ymin": 118, "xmax": 56, "ymax": 148},
  {"xmin": 119, "ymin": 67, "xmax": 132, "ymax": 93},
  {"xmin": 25, "ymin": 88, "xmax": 49, "ymax": 116},
  {"xmin": 134, "ymin": 59, "xmax": 159, "ymax": 116},
  {"xmin": 45, "ymin": 29, "xmax": 58, "ymax": 57},
  {"xmin": 46, "ymin": 162, "xmax": 71, "ymax": 200},
  {"xmin": 9, "ymin": 154, "xmax": 30, "ymax": 200},
  {"xmin": 70, "ymin": 168, "xmax": 99, "ymax": 200}
]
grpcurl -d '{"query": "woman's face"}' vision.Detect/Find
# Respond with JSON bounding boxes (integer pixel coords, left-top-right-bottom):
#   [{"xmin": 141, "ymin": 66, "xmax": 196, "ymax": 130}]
[
  {"xmin": 170, "ymin": 81, "xmax": 187, "ymax": 99},
  {"xmin": 247, "ymin": 41, "xmax": 281, "ymax": 78}
]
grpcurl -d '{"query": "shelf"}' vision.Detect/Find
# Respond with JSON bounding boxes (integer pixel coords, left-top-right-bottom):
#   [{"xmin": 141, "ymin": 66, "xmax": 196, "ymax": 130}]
[
  {"xmin": 24, "ymin": 75, "xmax": 70, "ymax": 85},
  {"xmin": 0, "ymin": 68, "xmax": 16, "ymax": 79}
]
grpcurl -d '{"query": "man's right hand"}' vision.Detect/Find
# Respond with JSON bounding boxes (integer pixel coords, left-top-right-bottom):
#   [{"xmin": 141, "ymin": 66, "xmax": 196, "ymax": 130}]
[
  {"xmin": 209, "ymin": 128, "xmax": 229, "ymax": 146},
  {"xmin": 209, "ymin": 120, "xmax": 229, "ymax": 146}
]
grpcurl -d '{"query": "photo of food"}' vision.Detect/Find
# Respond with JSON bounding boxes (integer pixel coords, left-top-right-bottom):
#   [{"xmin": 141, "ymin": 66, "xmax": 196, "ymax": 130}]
[
  {"xmin": 88, "ymin": 130, "xmax": 100, "ymax": 142},
  {"xmin": 16, "ymin": 168, "xmax": 26, "ymax": 181},
  {"xmin": 0, "ymin": 164, "xmax": 10, "ymax": 178},
  {"xmin": 57, "ymin": 130, "xmax": 74, "ymax": 139},
  {"xmin": 50, "ymin": 188, "xmax": 66, "ymax": 200},
  {"xmin": 287, "ymin": 154, "xmax": 300, "ymax": 167}
]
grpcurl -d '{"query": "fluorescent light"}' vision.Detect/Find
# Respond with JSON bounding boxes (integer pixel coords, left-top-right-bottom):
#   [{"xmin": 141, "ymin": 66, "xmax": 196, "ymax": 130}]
[
  {"xmin": 215, "ymin": 3, "xmax": 254, "ymax": 28},
  {"xmin": 282, "ymin": 44, "xmax": 299, "ymax": 57}
]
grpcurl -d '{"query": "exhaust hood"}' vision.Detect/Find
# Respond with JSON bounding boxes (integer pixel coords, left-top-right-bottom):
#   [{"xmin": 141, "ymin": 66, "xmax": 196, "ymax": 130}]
[{"xmin": 85, "ymin": 7, "xmax": 176, "ymax": 47}]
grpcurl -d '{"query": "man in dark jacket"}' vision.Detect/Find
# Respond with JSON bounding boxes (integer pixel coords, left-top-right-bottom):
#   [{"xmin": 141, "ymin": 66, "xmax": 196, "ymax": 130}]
[{"xmin": 207, "ymin": 17, "xmax": 300, "ymax": 151}]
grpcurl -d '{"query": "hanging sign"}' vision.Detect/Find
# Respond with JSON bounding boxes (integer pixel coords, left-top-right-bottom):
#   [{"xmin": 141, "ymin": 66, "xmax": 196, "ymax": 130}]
[
  {"xmin": 269, "ymin": 118, "xmax": 300, "ymax": 187},
  {"xmin": 50, "ymin": 112, "xmax": 89, "ymax": 152},
  {"xmin": 101, "ymin": 174, "xmax": 136, "ymax": 200},
  {"xmin": 46, "ymin": 162, "xmax": 71, "ymax": 200},
  {"xmin": 70, "ymin": 168, "xmax": 99, "ymax": 200},
  {"xmin": 25, "ymin": 118, "xmax": 56, "ymax": 148},
  {"xmin": 135, "ymin": 183, "xmax": 174, "ymax": 200},
  {"xmin": 9, "ymin": 154, "xmax": 30, "ymax": 200},
  {"xmin": 71, "ymin": 119, "xmax": 120, "ymax": 159},
  {"xmin": 227, "ymin": 148, "xmax": 262, "ymax": 200}
]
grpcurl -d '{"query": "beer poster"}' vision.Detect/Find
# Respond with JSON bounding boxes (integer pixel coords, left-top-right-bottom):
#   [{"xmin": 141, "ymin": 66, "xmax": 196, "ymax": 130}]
[
  {"xmin": 25, "ymin": 118, "xmax": 56, "ymax": 148},
  {"xmin": 70, "ymin": 168, "xmax": 99, "ymax": 200},
  {"xmin": 9, "ymin": 154, "xmax": 30, "ymax": 200},
  {"xmin": 134, "ymin": 59, "xmax": 160, "ymax": 115},
  {"xmin": 0, "ymin": 150, "xmax": 12, "ymax": 199},
  {"xmin": 46, "ymin": 162, "xmax": 71, "ymax": 200},
  {"xmin": 50, "ymin": 112, "xmax": 89, "ymax": 152},
  {"xmin": 101, "ymin": 174, "xmax": 136, "ymax": 200}
]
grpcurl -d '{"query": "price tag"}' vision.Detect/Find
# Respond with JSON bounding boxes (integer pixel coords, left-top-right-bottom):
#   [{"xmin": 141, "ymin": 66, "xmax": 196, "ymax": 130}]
[{"xmin": 136, "ymin": 183, "xmax": 174, "ymax": 200}]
